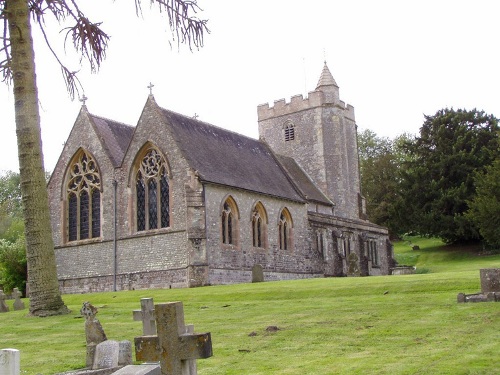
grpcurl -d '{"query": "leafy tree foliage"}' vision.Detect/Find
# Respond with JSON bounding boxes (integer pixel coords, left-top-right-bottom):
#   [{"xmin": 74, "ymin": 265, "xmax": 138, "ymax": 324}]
[
  {"xmin": 0, "ymin": 171, "xmax": 27, "ymax": 294},
  {"xmin": 398, "ymin": 108, "xmax": 499, "ymax": 243},
  {"xmin": 467, "ymin": 159, "xmax": 500, "ymax": 248},
  {"xmin": 358, "ymin": 130, "xmax": 414, "ymax": 237},
  {"xmin": 0, "ymin": 0, "xmax": 208, "ymax": 316}
]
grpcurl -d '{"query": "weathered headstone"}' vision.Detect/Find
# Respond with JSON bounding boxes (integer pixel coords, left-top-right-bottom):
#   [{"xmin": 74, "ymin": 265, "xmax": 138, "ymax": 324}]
[
  {"xmin": 0, "ymin": 290, "xmax": 9, "ymax": 313},
  {"xmin": 480, "ymin": 268, "xmax": 500, "ymax": 293},
  {"xmin": 457, "ymin": 268, "xmax": 500, "ymax": 303},
  {"xmin": 118, "ymin": 340, "xmax": 133, "ymax": 367},
  {"xmin": 93, "ymin": 340, "xmax": 119, "ymax": 370},
  {"xmin": 133, "ymin": 298, "xmax": 156, "ymax": 335},
  {"xmin": 81, "ymin": 302, "xmax": 107, "ymax": 367},
  {"xmin": 135, "ymin": 302, "xmax": 213, "ymax": 375},
  {"xmin": 0, "ymin": 348, "xmax": 20, "ymax": 375},
  {"xmin": 12, "ymin": 288, "xmax": 25, "ymax": 311},
  {"xmin": 252, "ymin": 264, "xmax": 264, "ymax": 283}
]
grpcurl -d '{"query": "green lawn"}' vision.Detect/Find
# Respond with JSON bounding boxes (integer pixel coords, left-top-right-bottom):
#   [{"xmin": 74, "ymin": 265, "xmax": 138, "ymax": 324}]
[{"xmin": 1, "ymin": 239, "xmax": 500, "ymax": 374}]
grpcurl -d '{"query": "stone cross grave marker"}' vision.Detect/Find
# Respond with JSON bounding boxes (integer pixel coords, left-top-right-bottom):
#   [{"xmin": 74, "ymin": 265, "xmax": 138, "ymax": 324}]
[
  {"xmin": 0, "ymin": 290, "xmax": 9, "ymax": 313},
  {"xmin": 12, "ymin": 288, "xmax": 24, "ymax": 311},
  {"xmin": 0, "ymin": 348, "xmax": 20, "ymax": 375},
  {"xmin": 133, "ymin": 298, "xmax": 156, "ymax": 335},
  {"xmin": 135, "ymin": 301, "xmax": 212, "ymax": 375}
]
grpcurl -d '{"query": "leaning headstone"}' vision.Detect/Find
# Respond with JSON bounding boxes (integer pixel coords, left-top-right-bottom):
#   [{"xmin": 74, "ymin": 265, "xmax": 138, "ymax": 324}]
[
  {"xmin": 252, "ymin": 264, "xmax": 264, "ymax": 283},
  {"xmin": 0, "ymin": 290, "xmax": 9, "ymax": 313},
  {"xmin": 135, "ymin": 301, "xmax": 213, "ymax": 375},
  {"xmin": 12, "ymin": 288, "xmax": 25, "ymax": 311},
  {"xmin": 0, "ymin": 348, "xmax": 20, "ymax": 375},
  {"xmin": 133, "ymin": 298, "xmax": 156, "ymax": 335},
  {"xmin": 81, "ymin": 302, "xmax": 107, "ymax": 368},
  {"xmin": 93, "ymin": 340, "xmax": 119, "ymax": 370}
]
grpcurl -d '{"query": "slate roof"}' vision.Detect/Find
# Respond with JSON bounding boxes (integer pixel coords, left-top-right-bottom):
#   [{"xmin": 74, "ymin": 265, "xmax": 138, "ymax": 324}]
[
  {"xmin": 275, "ymin": 154, "xmax": 333, "ymax": 206},
  {"xmin": 159, "ymin": 107, "xmax": 305, "ymax": 202},
  {"xmin": 89, "ymin": 114, "xmax": 135, "ymax": 167}
]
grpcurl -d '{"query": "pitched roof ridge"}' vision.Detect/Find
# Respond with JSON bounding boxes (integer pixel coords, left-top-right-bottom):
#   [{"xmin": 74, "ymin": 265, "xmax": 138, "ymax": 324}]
[
  {"xmin": 160, "ymin": 107, "xmax": 259, "ymax": 143},
  {"xmin": 88, "ymin": 113, "xmax": 135, "ymax": 129}
]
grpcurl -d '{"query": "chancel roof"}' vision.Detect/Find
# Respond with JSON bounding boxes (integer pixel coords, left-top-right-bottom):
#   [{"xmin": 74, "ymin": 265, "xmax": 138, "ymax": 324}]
[
  {"xmin": 159, "ymin": 107, "xmax": 305, "ymax": 202},
  {"xmin": 89, "ymin": 114, "xmax": 134, "ymax": 167}
]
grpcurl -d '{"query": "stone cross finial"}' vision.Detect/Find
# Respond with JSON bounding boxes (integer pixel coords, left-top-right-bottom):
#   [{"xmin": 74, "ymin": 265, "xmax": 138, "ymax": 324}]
[
  {"xmin": 147, "ymin": 82, "xmax": 155, "ymax": 95},
  {"xmin": 12, "ymin": 288, "xmax": 25, "ymax": 310},
  {"xmin": 0, "ymin": 290, "xmax": 9, "ymax": 313},
  {"xmin": 133, "ymin": 298, "xmax": 156, "ymax": 335},
  {"xmin": 80, "ymin": 94, "xmax": 88, "ymax": 106},
  {"xmin": 135, "ymin": 302, "xmax": 212, "ymax": 375},
  {"xmin": 193, "ymin": 113, "xmax": 199, "ymax": 120}
]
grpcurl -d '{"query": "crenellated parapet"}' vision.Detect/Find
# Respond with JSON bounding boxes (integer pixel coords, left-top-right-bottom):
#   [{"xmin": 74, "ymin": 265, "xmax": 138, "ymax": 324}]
[{"xmin": 257, "ymin": 90, "xmax": 355, "ymax": 122}]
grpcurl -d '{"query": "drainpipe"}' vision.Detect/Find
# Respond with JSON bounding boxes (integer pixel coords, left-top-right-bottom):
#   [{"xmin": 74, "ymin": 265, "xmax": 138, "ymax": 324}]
[{"xmin": 113, "ymin": 179, "xmax": 118, "ymax": 292}]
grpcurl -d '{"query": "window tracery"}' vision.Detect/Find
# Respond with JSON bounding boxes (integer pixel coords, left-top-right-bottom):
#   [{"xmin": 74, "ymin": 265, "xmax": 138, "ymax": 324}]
[
  {"xmin": 278, "ymin": 208, "xmax": 293, "ymax": 250},
  {"xmin": 252, "ymin": 202, "xmax": 267, "ymax": 249},
  {"xmin": 221, "ymin": 197, "xmax": 239, "ymax": 246},
  {"xmin": 135, "ymin": 147, "xmax": 170, "ymax": 232},
  {"xmin": 67, "ymin": 150, "xmax": 101, "ymax": 242}
]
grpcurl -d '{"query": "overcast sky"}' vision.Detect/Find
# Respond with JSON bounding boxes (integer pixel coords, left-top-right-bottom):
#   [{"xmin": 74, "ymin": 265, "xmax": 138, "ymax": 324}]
[{"xmin": 1, "ymin": 0, "xmax": 499, "ymax": 173}]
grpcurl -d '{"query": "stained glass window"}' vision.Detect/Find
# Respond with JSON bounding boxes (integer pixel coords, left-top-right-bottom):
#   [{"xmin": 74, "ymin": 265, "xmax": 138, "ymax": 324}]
[
  {"xmin": 135, "ymin": 147, "xmax": 170, "ymax": 232},
  {"xmin": 66, "ymin": 150, "xmax": 101, "ymax": 242}
]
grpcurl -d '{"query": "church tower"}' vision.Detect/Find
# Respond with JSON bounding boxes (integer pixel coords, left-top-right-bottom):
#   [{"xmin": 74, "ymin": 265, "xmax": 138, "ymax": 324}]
[{"xmin": 258, "ymin": 62, "xmax": 363, "ymax": 219}]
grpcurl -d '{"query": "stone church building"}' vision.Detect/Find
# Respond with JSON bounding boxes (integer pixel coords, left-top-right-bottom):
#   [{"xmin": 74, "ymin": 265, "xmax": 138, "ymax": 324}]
[{"xmin": 48, "ymin": 63, "xmax": 394, "ymax": 293}]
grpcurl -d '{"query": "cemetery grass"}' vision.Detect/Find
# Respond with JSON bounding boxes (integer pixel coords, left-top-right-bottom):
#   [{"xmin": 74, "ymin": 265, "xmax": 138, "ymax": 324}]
[{"xmin": 1, "ymin": 240, "xmax": 499, "ymax": 374}]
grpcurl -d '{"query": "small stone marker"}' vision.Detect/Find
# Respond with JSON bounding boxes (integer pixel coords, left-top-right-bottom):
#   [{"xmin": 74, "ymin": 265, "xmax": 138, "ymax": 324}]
[
  {"xmin": 12, "ymin": 288, "xmax": 25, "ymax": 311},
  {"xmin": 252, "ymin": 264, "xmax": 264, "ymax": 283},
  {"xmin": 93, "ymin": 340, "xmax": 119, "ymax": 370},
  {"xmin": 118, "ymin": 340, "xmax": 133, "ymax": 367},
  {"xmin": 133, "ymin": 298, "xmax": 156, "ymax": 335},
  {"xmin": 0, "ymin": 348, "xmax": 20, "ymax": 375},
  {"xmin": 457, "ymin": 268, "xmax": 500, "ymax": 303},
  {"xmin": 0, "ymin": 290, "xmax": 9, "ymax": 313},
  {"xmin": 135, "ymin": 301, "xmax": 213, "ymax": 375}
]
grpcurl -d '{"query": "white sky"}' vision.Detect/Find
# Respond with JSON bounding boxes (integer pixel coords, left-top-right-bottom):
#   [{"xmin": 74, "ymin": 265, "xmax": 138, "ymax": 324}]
[{"xmin": 1, "ymin": 0, "xmax": 499, "ymax": 173}]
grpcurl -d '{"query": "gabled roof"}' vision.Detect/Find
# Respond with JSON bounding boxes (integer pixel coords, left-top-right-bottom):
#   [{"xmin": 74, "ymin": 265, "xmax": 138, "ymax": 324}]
[
  {"xmin": 158, "ymin": 107, "xmax": 305, "ymax": 202},
  {"xmin": 274, "ymin": 154, "xmax": 333, "ymax": 206},
  {"xmin": 89, "ymin": 113, "xmax": 134, "ymax": 167}
]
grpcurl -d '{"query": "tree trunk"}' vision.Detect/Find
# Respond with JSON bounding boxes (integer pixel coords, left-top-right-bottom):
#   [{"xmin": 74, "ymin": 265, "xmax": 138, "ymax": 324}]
[{"xmin": 6, "ymin": 0, "xmax": 69, "ymax": 316}]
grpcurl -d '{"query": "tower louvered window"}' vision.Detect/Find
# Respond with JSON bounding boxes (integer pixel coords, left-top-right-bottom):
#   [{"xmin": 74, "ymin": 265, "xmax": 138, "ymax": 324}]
[
  {"xmin": 67, "ymin": 150, "xmax": 101, "ymax": 242},
  {"xmin": 284, "ymin": 124, "xmax": 295, "ymax": 141},
  {"xmin": 136, "ymin": 147, "xmax": 170, "ymax": 232}
]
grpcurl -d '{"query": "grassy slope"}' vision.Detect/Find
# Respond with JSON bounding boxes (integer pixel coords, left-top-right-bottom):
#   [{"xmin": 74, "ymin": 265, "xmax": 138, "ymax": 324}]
[{"xmin": 1, "ymin": 239, "xmax": 499, "ymax": 374}]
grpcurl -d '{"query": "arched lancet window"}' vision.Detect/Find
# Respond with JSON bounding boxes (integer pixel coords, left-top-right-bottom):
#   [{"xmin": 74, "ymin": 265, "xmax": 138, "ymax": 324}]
[
  {"xmin": 278, "ymin": 208, "xmax": 293, "ymax": 250},
  {"xmin": 67, "ymin": 150, "xmax": 101, "ymax": 242},
  {"xmin": 221, "ymin": 197, "xmax": 239, "ymax": 246},
  {"xmin": 284, "ymin": 120, "xmax": 295, "ymax": 142},
  {"xmin": 135, "ymin": 146, "xmax": 170, "ymax": 232},
  {"xmin": 252, "ymin": 202, "xmax": 268, "ymax": 248}
]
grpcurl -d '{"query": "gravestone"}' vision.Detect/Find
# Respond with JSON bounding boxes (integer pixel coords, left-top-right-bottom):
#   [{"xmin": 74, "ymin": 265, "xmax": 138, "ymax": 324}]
[
  {"xmin": 457, "ymin": 268, "xmax": 500, "ymax": 303},
  {"xmin": 0, "ymin": 348, "xmax": 20, "ymax": 375},
  {"xmin": 112, "ymin": 364, "xmax": 160, "ymax": 375},
  {"xmin": 118, "ymin": 341, "xmax": 133, "ymax": 367},
  {"xmin": 252, "ymin": 264, "xmax": 264, "ymax": 283},
  {"xmin": 81, "ymin": 302, "xmax": 107, "ymax": 367},
  {"xmin": 12, "ymin": 288, "xmax": 25, "ymax": 311},
  {"xmin": 133, "ymin": 298, "xmax": 156, "ymax": 335},
  {"xmin": 135, "ymin": 302, "xmax": 212, "ymax": 375},
  {"xmin": 480, "ymin": 269, "xmax": 500, "ymax": 293},
  {"xmin": 0, "ymin": 290, "xmax": 9, "ymax": 313},
  {"xmin": 93, "ymin": 340, "xmax": 119, "ymax": 370}
]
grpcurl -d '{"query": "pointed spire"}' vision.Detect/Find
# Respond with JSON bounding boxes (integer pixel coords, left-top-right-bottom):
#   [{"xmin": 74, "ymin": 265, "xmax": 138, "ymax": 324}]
[{"xmin": 316, "ymin": 61, "xmax": 338, "ymax": 90}]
